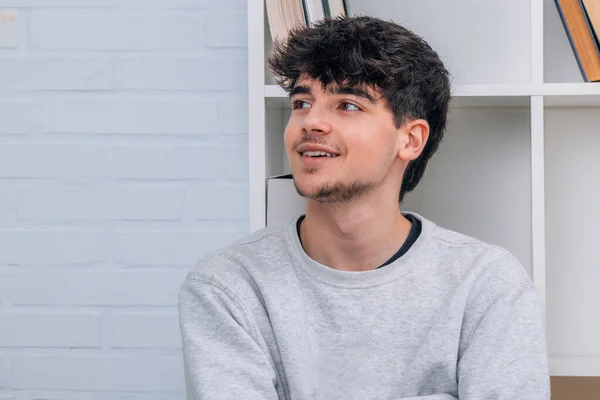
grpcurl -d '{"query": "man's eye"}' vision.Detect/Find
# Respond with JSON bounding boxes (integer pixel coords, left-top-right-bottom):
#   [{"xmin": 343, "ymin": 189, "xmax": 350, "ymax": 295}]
[
  {"xmin": 340, "ymin": 101, "xmax": 360, "ymax": 111},
  {"xmin": 292, "ymin": 100, "xmax": 310, "ymax": 110}
]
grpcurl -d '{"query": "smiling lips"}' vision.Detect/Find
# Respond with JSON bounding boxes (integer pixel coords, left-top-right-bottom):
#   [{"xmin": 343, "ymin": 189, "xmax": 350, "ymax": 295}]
[
  {"xmin": 297, "ymin": 151, "xmax": 341, "ymax": 168},
  {"xmin": 294, "ymin": 144, "xmax": 341, "ymax": 167},
  {"xmin": 296, "ymin": 143, "xmax": 340, "ymax": 156},
  {"xmin": 301, "ymin": 150, "xmax": 339, "ymax": 157}
]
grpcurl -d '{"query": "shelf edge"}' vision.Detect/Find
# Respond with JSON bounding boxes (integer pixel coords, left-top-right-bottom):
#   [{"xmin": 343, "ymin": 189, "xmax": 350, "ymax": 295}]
[
  {"xmin": 550, "ymin": 356, "xmax": 600, "ymax": 376},
  {"xmin": 265, "ymin": 84, "xmax": 535, "ymax": 98}
]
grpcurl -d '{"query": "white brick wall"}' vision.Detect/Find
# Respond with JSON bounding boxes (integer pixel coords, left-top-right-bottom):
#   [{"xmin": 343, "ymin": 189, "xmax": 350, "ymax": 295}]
[
  {"xmin": 0, "ymin": 0, "xmax": 248, "ymax": 397},
  {"xmin": 30, "ymin": 12, "xmax": 200, "ymax": 51}
]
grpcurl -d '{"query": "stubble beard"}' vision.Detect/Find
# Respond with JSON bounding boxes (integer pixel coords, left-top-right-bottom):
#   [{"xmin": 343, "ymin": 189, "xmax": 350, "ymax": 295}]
[
  {"xmin": 293, "ymin": 168, "xmax": 377, "ymax": 204},
  {"xmin": 292, "ymin": 138, "xmax": 397, "ymax": 205}
]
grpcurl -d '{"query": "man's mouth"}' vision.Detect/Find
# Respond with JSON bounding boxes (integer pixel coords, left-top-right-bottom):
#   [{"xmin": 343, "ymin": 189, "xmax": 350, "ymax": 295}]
[{"xmin": 300, "ymin": 151, "xmax": 340, "ymax": 158}]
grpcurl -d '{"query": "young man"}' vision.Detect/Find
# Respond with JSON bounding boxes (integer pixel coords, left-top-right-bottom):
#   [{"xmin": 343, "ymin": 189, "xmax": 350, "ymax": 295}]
[{"xmin": 179, "ymin": 16, "xmax": 550, "ymax": 400}]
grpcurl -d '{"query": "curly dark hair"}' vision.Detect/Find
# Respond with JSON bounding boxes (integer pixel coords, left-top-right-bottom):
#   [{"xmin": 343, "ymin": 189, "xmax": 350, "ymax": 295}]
[{"xmin": 268, "ymin": 15, "xmax": 452, "ymax": 203}]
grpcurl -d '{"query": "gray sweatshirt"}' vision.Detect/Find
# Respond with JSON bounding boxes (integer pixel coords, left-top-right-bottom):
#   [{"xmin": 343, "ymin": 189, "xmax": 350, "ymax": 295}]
[{"xmin": 178, "ymin": 212, "xmax": 550, "ymax": 400}]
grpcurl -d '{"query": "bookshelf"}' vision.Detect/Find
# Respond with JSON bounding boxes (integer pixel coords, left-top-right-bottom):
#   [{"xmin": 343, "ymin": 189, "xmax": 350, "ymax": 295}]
[{"xmin": 248, "ymin": 0, "xmax": 600, "ymax": 379}]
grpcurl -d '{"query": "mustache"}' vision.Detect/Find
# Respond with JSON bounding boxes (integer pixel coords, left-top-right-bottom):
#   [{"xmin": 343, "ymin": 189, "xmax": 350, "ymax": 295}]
[{"xmin": 293, "ymin": 132, "xmax": 342, "ymax": 152}]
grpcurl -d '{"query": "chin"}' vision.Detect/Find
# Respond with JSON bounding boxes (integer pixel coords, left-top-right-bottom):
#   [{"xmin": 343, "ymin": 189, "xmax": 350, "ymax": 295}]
[
  {"xmin": 292, "ymin": 172, "xmax": 376, "ymax": 204},
  {"xmin": 291, "ymin": 174, "xmax": 321, "ymax": 199},
  {"xmin": 291, "ymin": 175, "xmax": 340, "ymax": 204}
]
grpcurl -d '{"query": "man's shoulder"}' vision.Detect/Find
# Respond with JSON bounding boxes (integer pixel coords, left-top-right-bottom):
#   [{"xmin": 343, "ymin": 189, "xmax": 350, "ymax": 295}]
[
  {"xmin": 427, "ymin": 219, "xmax": 532, "ymax": 289},
  {"xmin": 423, "ymin": 218, "xmax": 540, "ymax": 343},
  {"xmin": 182, "ymin": 222, "xmax": 292, "ymax": 291}
]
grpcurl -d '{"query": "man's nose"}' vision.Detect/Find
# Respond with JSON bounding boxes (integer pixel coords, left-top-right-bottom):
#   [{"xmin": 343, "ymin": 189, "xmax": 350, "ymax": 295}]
[{"xmin": 301, "ymin": 104, "xmax": 332, "ymax": 135}]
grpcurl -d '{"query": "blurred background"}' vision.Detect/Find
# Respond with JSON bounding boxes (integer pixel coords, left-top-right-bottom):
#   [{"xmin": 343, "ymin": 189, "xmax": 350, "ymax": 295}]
[{"xmin": 0, "ymin": 1, "xmax": 249, "ymax": 398}]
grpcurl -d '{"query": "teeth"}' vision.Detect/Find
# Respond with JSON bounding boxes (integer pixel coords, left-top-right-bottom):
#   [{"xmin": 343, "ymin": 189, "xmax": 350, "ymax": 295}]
[{"xmin": 302, "ymin": 151, "xmax": 338, "ymax": 157}]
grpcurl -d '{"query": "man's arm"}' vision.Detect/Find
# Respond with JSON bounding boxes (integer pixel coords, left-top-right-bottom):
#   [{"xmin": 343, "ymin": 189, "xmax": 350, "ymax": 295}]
[
  {"xmin": 179, "ymin": 276, "xmax": 279, "ymax": 400},
  {"xmin": 457, "ymin": 283, "xmax": 550, "ymax": 399}
]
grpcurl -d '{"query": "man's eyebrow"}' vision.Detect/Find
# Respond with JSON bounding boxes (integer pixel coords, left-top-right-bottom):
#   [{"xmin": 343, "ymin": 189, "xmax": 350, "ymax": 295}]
[
  {"xmin": 289, "ymin": 84, "xmax": 377, "ymax": 104},
  {"xmin": 327, "ymin": 86, "xmax": 377, "ymax": 104},
  {"xmin": 289, "ymin": 85, "xmax": 311, "ymax": 98}
]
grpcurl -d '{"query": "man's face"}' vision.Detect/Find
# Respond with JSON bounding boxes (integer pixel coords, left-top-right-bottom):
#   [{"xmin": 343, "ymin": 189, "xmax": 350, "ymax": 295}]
[{"xmin": 284, "ymin": 77, "xmax": 402, "ymax": 204}]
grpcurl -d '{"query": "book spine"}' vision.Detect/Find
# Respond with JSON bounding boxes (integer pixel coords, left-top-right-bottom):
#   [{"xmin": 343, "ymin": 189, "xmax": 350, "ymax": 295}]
[
  {"xmin": 301, "ymin": 0, "xmax": 310, "ymax": 25},
  {"xmin": 322, "ymin": 0, "xmax": 331, "ymax": 18},
  {"xmin": 580, "ymin": 0, "xmax": 600, "ymax": 54},
  {"xmin": 554, "ymin": 0, "xmax": 590, "ymax": 82}
]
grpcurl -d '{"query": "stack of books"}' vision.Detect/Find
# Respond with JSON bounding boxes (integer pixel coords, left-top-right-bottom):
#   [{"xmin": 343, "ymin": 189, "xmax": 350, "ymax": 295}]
[
  {"xmin": 266, "ymin": 0, "xmax": 350, "ymax": 42},
  {"xmin": 555, "ymin": 0, "xmax": 600, "ymax": 82}
]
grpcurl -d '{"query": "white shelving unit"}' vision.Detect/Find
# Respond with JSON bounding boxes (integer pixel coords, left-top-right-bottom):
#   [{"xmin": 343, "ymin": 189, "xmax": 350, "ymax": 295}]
[{"xmin": 248, "ymin": 0, "xmax": 600, "ymax": 377}]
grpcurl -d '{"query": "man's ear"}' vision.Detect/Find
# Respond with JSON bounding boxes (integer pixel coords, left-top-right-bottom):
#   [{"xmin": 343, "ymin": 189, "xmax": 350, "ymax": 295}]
[{"xmin": 397, "ymin": 119, "xmax": 430, "ymax": 161}]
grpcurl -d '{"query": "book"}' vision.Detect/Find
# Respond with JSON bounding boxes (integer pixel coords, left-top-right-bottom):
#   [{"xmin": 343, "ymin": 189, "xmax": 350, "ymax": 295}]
[
  {"xmin": 325, "ymin": 0, "xmax": 350, "ymax": 18},
  {"xmin": 266, "ymin": 0, "xmax": 306, "ymax": 42},
  {"xmin": 302, "ymin": 0, "xmax": 326, "ymax": 24},
  {"xmin": 582, "ymin": 0, "xmax": 600, "ymax": 48},
  {"xmin": 554, "ymin": 0, "xmax": 600, "ymax": 82}
]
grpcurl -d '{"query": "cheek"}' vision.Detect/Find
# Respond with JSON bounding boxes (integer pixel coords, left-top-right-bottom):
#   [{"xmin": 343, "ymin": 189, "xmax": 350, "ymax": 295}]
[
  {"xmin": 344, "ymin": 140, "xmax": 380, "ymax": 169},
  {"xmin": 343, "ymin": 136, "xmax": 397, "ymax": 175},
  {"xmin": 283, "ymin": 128, "xmax": 291, "ymax": 151},
  {"xmin": 283, "ymin": 120, "xmax": 298, "ymax": 151}
]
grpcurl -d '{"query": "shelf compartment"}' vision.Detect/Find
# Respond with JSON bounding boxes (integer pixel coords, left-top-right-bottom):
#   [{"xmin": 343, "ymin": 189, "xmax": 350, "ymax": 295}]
[
  {"xmin": 545, "ymin": 106, "xmax": 600, "ymax": 376},
  {"xmin": 543, "ymin": 0, "xmax": 599, "ymax": 84},
  {"xmin": 340, "ymin": 0, "xmax": 531, "ymax": 86},
  {"xmin": 399, "ymin": 107, "xmax": 534, "ymax": 276},
  {"xmin": 263, "ymin": 0, "xmax": 531, "ymax": 86}
]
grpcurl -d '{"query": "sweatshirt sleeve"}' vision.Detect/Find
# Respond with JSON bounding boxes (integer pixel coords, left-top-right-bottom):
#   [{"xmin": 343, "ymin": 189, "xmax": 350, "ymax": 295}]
[
  {"xmin": 178, "ymin": 276, "xmax": 279, "ymax": 400},
  {"xmin": 457, "ymin": 283, "xmax": 551, "ymax": 399}
]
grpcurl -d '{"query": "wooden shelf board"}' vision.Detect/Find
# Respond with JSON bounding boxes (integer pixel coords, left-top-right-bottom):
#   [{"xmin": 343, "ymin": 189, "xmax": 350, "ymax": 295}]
[{"xmin": 551, "ymin": 376, "xmax": 600, "ymax": 400}]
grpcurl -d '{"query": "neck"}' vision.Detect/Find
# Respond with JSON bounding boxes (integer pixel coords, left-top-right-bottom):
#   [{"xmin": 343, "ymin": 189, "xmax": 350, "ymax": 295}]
[{"xmin": 300, "ymin": 190, "xmax": 412, "ymax": 272}]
